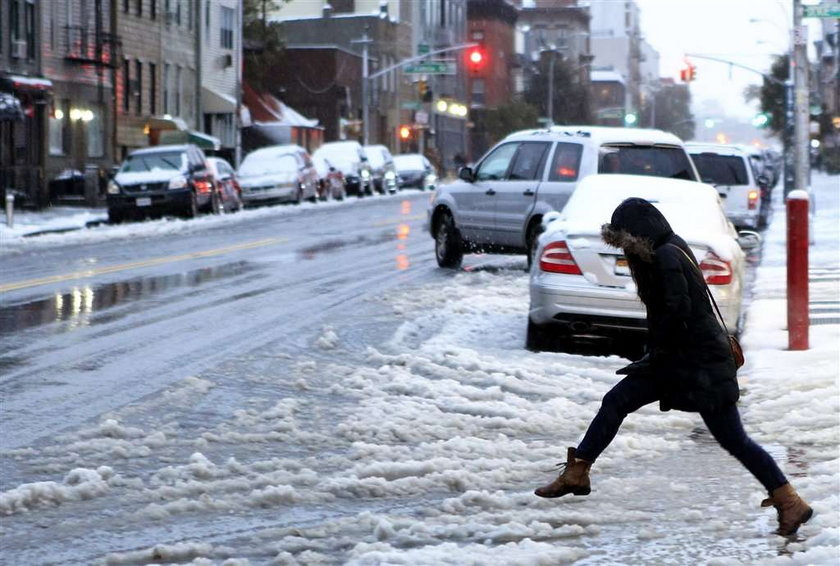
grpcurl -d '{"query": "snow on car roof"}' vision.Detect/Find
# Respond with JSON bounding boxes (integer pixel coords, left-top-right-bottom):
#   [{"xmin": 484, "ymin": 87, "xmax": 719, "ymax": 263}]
[
  {"xmin": 244, "ymin": 144, "xmax": 305, "ymax": 159},
  {"xmin": 685, "ymin": 143, "xmax": 750, "ymax": 157},
  {"xmin": 505, "ymin": 126, "xmax": 685, "ymax": 146},
  {"xmin": 552, "ymin": 174, "xmax": 735, "ymax": 258}
]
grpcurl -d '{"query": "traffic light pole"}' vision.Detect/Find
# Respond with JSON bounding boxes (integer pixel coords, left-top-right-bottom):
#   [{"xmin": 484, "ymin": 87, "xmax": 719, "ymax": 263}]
[{"xmin": 792, "ymin": 0, "xmax": 810, "ymax": 196}]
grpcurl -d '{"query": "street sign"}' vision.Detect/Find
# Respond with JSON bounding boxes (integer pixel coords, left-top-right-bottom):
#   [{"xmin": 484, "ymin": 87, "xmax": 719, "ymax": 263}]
[
  {"xmin": 415, "ymin": 111, "xmax": 429, "ymax": 125},
  {"xmin": 404, "ymin": 61, "xmax": 456, "ymax": 75},
  {"xmin": 401, "ymin": 101, "xmax": 421, "ymax": 110},
  {"xmin": 803, "ymin": 3, "xmax": 840, "ymax": 18},
  {"xmin": 418, "ymin": 43, "xmax": 430, "ymax": 55}
]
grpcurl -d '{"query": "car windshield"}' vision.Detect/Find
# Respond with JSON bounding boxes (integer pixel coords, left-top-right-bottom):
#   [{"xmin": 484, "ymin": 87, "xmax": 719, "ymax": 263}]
[
  {"xmin": 394, "ymin": 155, "xmax": 425, "ymax": 170},
  {"xmin": 365, "ymin": 148, "xmax": 385, "ymax": 168},
  {"xmin": 120, "ymin": 152, "xmax": 187, "ymax": 173},
  {"xmin": 239, "ymin": 153, "xmax": 298, "ymax": 177},
  {"xmin": 598, "ymin": 145, "xmax": 696, "ymax": 180},
  {"xmin": 690, "ymin": 153, "xmax": 749, "ymax": 185}
]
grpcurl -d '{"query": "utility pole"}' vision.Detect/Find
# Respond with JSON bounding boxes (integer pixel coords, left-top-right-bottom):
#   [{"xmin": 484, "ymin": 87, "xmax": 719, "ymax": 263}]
[
  {"xmin": 792, "ymin": 0, "xmax": 810, "ymax": 194},
  {"xmin": 351, "ymin": 30, "xmax": 373, "ymax": 145},
  {"xmin": 547, "ymin": 51, "xmax": 556, "ymax": 126}
]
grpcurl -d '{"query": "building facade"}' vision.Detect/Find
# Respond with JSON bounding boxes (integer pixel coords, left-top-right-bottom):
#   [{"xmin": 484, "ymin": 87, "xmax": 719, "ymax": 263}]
[{"xmin": 1, "ymin": 0, "xmax": 53, "ymax": 207}]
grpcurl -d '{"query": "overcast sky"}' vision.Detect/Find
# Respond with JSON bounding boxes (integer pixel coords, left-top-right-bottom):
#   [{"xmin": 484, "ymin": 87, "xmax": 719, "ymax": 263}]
[{"xmin": 633, "ymin": 0, "xmax": 818, "ymax": 122}]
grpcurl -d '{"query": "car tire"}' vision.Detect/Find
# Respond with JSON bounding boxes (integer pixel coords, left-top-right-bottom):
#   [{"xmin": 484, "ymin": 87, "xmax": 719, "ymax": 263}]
[
  {"xmin": 211, "ymin": 191, "xmax": 222, "ymax": 215},
  {"xmin": 526, "ymin": 319, "xmax": 552, "ymax": 352},
  {"xmin": 434, "ymin": 212, "xmax": 463, "ymax": 269},
  {"xmin": 108, "ymin": 209, "xmax": 123, "ymax": 224},
  {"xmin": 184, "ymin": 191, "xmax": 198, "ymax": 219},
  {"xmin": 526, "ymin": 220, "xmax": 543, "ymax": 271}
]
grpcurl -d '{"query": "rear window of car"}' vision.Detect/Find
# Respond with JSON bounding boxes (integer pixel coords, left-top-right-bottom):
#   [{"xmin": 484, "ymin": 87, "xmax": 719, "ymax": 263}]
[
  {"xmin": 690, "ymin": 153, "xmax": 749, "ymax": 185},
  {"xmin": 599, "ymin": 145, "xmax": 697, "ymax": 181},
  {"xmin": 548, "ymin": 142, "xmax": 583, "ymax": 181}
]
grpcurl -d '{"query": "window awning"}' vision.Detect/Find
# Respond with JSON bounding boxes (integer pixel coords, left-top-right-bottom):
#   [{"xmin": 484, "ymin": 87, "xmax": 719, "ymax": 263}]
[
  {"xmin": 201, "ymin": 87, "xmax": 237, "ymax": 114},
  {"xmin": 187, "ymin": 130, "xmax": 221, "ymax": 150},
  {"xmin": 0, "ymin": 92, "xmax": 24, "ymax": 122}
]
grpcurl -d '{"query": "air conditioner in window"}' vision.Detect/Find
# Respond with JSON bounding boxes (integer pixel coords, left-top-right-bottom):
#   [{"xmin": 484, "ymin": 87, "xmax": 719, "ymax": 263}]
[
  {"xmin": 11, "ymin": 40, "xmax": 27, "ymax": 59},
  {"xmin": 165, "ymin": 10, "xmax": 178, "ymax": 25},
  {"xmin": 221, "ymin": 54, "xmax": 233, "ymax": 68}
]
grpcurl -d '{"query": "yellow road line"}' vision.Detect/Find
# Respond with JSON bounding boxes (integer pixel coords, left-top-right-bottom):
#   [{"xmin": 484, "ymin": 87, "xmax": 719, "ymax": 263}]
[
  {"xmin": 372, "ymin": 213, "xmax": 426, "ymax": 227},
  {"xmin": 0, "ymin": 237, "xmax": 287, "ymax": 293}
]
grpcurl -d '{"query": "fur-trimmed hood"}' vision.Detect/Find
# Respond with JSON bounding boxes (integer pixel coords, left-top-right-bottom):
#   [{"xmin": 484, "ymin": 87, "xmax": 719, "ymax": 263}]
[{"xmin": 601, "ymin": 197, "xmax": 674, "ymax": 262}]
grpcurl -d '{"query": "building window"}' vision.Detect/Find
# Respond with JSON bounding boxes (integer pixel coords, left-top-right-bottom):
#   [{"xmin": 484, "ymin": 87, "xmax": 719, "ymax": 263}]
[
  {"xmin": 205, "ymin": 1, "xmax": 210, "ymax": 34},
  {"xmin": 135, "ymin": 60, "xmax": 143, "ymax": 114},
  {"xmin": 25, "ymin": 0, "xmax": 35, "ymax": 59},
  {"xmin": 149, "ymin": 63, "xmax": 157, "ymax": 115},
  {"xmin": 220, "ymin": 6, "xmax": 234, "ymax": 49},
  {"xmin": 163, "ymin": 63, "xmax": 170, "ymax": 114},
  {"xmin": 136, "ymin": 0, "xmax": 142, "ymax": 17},
  {"xmin": 87, "ymin": 104, "xmax": 104, "ymax": 158},
  {"xmin": 49, "ymin": 100, "xmax": 69, "ymax": 156},
  {"xmin": 123, "ymin": 59, "xmax": 130, "ymax": 113},
  {"xmin": 470, "ymin": 78, "xmax": 485, "ymax": 106},
  {"xmin": 151, "ymin": 0, "xmax": 156, "ymax": 20},
  {"xmin": 175, "ymin": 66, "xmax": 182, "ymax": 116},
  {"xmin": 123, "ymin": 0, "xmax": 129, "ymax": 13}
]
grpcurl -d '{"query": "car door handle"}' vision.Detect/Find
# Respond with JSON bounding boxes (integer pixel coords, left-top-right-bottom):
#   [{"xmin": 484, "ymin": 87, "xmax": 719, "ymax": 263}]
[
  {"xmin": 485, "ymin": 189, "xmax": 496, "ymax": 196},
  {"xmin": 523, "ymin": 189, "xmax": 535, "ymax": 196}
]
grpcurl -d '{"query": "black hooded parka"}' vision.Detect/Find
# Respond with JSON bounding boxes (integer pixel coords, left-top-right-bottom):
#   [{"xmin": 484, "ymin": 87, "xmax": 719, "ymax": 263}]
[{"xmin": 602, "ymin": 198, "xmax": 739, "ymax": 413}]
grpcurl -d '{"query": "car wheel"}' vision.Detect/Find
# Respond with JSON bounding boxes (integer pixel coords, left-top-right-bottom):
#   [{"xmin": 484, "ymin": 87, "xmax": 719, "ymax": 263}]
[
  {"xmin": 294, "ymin": 187, "xmax": 303, "ymax": 205},
  {"xmin": 526, "ymin": 319, "xmax": 552, "ymax": 352},
  {"xmin": 434, "ymin": 212, "xmax": 463, "ymax": 269},
  {"xmin": 211, "ymin": 190, "xmax": 222, "ymax": 215},
  {"xmin": 184, "ymin": 191, "xmax": 199, "ymax": 219},
  {"xmin": 526, "ymin": 220, "xmax": 543, "ymax": 271},
  {"xmin": 108, "ymin": 209, "xmax": 123, "ymax": 224}
]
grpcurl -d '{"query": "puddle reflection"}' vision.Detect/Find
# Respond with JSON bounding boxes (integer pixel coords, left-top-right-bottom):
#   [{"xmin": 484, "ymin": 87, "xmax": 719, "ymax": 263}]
[{"xmin": 0, "ymin": 261, "xmax": 255, "ymax": 335}]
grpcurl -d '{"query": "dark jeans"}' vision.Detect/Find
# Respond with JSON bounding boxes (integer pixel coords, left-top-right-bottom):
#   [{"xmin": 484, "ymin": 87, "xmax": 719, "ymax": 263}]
[{"xmin": 575, "ymin": 373, "xmax": 788, "ymax": 493}]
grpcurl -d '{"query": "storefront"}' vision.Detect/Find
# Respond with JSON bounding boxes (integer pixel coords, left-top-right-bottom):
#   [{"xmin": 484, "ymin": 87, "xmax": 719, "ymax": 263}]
[{"xmin": 0, "ymin": 75, "xmax": 52, "ymax": 207}]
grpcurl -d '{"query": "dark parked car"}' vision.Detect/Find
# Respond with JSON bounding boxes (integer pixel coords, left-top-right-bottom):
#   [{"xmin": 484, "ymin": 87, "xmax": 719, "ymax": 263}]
[
  {"xmin": 393, "ymin": 153, "xmax": 437, "ymax": 190},
  {"xmin": 206, "ymin": 157, "xmax": 243, "ymax": 213},
  {"xmin": 106, "ymin": 144, "xmax": 216, "ymax": 223}
]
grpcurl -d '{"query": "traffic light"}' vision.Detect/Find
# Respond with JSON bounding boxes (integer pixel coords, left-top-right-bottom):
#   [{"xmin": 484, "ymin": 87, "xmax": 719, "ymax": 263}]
[
  {"xmin": 680, "ymin": 60, "xmax": 697, "ymax": 82},
  {"xmin": 752, "ymin": 112, "xmax": 770, "ymax": 128},
  {"xmin": 466, "ymin": 46, "xmax": 486, "ymax": 74},
  {"xmin": 399, "ymin": 125, "xmax": 412, "ymax": 140},
  {"xmin": 417, "ymin": 80, "xmax": 432, "ymax": 103}
]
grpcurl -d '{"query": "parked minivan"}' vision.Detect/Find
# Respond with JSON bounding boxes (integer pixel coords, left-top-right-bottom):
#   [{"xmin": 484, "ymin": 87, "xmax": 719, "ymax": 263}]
[
  {"xmin": 427, "ymin": 126, "xmax": 700, "ymax": 268},
  {"xmin": 686, "ymin": 143, "xmax": 767, "ymax": 229}
]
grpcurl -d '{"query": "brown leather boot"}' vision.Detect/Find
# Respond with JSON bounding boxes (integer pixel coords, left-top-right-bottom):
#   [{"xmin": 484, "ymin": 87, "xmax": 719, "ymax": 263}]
[
  {"xmin": 534, "ymin": 447, "xmax": 592, "ymax": 498},
  {"xmin": 761, "ymin": 483, "xmax": 813, "ymax": 536}
]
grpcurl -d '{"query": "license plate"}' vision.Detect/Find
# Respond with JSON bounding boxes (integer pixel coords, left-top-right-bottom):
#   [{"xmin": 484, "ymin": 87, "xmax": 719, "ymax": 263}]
[
  {"xmin": 614, "ymin": 256, "xmax": 630, "ymax": 276},
  {"xmin": 136, "ymin": 197, "xmax": 152, "ymax": 207}
]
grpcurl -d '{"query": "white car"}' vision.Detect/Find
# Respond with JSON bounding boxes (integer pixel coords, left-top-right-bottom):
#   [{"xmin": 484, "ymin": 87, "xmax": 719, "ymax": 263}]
[
  {"xmin": 687, "ymin": 143, "xmax": 766, "ymax": 229},
  {"xmin": 312, "ymin": 141, "xmax": 373, "ymax": 197},
  {"xmin": 528, "ymin": 174, "xmax": 759, "ymax": 356},
  {"xmin": 237, "ymin": 145, "xmax": 319, "ymax": 206}
]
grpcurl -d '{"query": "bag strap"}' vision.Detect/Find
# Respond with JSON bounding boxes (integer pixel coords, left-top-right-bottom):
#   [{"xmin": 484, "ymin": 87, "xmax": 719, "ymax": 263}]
[{"xmin": 666, "ymin": 243, "xmax": 731, "ymax": 335}]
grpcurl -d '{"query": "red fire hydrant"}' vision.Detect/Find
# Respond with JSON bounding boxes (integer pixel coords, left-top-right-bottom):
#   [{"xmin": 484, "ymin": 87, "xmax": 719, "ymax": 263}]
[{"xmin": 786, "ymin": 190, "xmax": 810, "ymax": 350}]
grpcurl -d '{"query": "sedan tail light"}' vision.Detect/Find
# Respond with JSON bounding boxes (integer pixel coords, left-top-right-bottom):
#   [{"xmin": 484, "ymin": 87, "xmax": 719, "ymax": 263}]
[
  {"xmin": 700, "ymin": 252, "xmax": 733, "ymax": 285},
  {"xmin": 748, "ymin": 189, "xmax": 759, "ymax": 210},
  {"xmin": 539, "ymin": 241, "xmax": 582, "ymax": 275},
  {"xmin": 194, "ymin": 179, "xmax": 212, "ymax": 194}
]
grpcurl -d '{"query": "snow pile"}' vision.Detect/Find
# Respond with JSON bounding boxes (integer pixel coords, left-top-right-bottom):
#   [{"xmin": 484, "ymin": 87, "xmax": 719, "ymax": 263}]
[{"xmin": 0, "ymin": 466, "xmax": 115, "ymax": 515}]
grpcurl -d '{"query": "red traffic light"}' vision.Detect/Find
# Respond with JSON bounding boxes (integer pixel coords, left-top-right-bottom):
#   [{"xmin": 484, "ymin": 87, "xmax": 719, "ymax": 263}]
[
  {"xmin": 680, "ymin": 60, "xmax": 696, "ymax": 82},
  {"xmin": 466, "ymin": 47, "xmax": 486, "ymax": 72},
  {"xmin": 399, "ymin": 125, "xmax": 412, "ymax": 140}
]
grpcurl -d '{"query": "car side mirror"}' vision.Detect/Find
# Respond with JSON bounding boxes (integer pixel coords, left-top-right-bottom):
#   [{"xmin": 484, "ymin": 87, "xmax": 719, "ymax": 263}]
[
  {"xmin": 737, "ymin": 230, "xmax": 761, "ymax": 251},
  {"xmin": 458, "ymin": 166, "xmax": 474, "ymax": 183}
]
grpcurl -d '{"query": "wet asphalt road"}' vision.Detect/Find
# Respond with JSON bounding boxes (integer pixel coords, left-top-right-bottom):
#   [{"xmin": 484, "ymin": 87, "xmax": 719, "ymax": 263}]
[{"xmin": 0, "ymin": 193, "xmax": 442, "ymax": 452}]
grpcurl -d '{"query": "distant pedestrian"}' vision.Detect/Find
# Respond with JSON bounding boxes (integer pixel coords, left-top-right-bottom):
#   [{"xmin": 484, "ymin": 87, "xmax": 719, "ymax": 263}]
[{"xmin": 534, "ymin": 197, "xmax": 813, "ymax": 536}]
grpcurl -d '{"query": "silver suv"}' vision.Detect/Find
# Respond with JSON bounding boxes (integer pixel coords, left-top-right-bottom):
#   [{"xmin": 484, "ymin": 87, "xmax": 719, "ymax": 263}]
[{"xmin": 427, "ymin": 126, "xmax": 700, "ymax": 268}]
